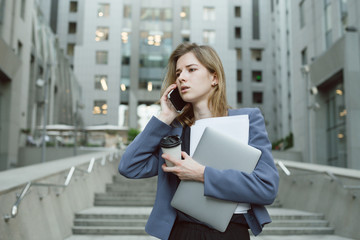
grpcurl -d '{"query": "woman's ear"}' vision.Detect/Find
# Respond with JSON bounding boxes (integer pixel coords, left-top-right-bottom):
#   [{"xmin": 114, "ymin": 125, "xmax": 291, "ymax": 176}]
[{"xmin": 212, "ymin": 74, "xmax": 218, "ymax": 86}]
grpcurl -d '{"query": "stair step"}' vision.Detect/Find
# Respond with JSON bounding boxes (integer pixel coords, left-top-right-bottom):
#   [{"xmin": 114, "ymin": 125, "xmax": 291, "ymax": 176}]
[
  {"xmin": 74, "ymin": 218, "xmax": 147, "ymax": 227},
  {"xmin": 106, "ymin": 184, "xmax": 156, "ymax": 192},
  {"xmin": 113, "ymin": 175, "xmax": 157, "ymax": 183},
  {"xmin": 95, "ymin": 194, "xmax": 155, "ymax": 201},
  {"xmin": 72, "ymin": 226, "xmax": 147, "ymax": 235},
  {"xmin": 95, "ymin": 192, "xmax": 156, "ymax": 197},
  {"xmin": 94, "ymin": 201, "xmax": 155, "ymax": 207},
  {"xmin": 269, "ymin": 219, "xmax": 329, "ymax": 227},
  {"xmin": 261, "ymin": 227, "xmax": 334, "ymax": 235},
  {"xmin": 268, "ymin": 208, "xmax": 325, "ymax": 220}
]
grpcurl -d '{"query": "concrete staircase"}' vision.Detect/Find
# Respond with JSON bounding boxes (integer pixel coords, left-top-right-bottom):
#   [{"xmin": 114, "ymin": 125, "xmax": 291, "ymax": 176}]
[{"xmin": 66, "ymin": 174, "xmax": 351, "ymax": 239}]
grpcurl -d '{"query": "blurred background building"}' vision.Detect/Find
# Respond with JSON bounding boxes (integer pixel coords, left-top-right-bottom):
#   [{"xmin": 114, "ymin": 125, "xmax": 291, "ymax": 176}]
[{"xmin": 0, "ymin": 0, "xmax": 359, "ymax": 170}]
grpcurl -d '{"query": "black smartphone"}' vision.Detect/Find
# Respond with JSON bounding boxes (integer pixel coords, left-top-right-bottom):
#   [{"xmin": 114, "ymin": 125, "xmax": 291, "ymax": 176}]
[{"xmin": 167, "ymin": 88, "xmax": 187, "ymax": 112}]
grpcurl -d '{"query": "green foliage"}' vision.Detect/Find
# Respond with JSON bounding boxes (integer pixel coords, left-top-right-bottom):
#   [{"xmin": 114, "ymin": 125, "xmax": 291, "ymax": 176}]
[
  {"xmin": 105, "ymin": 130, "xmax": 117, "ymax": 135},
  {"xmin": 272, "ymin": 132, "xmax": 293, "ymax": 150},
  {"xmin": 128, "ymin": 128, "xmax": 140, "ymax": 143}
]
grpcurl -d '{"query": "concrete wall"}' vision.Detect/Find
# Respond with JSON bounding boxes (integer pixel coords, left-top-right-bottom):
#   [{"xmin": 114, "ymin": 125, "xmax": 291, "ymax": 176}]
[
  {"xmin": 0, "ymin": 150, "xmax": 120, "ymax": 240},
  {"xmin": 17, "ymin": 147, "xmax": 100, "ymax": 167},
  {"xmin": 275, "ymin": 159, "xmax": 360, "ymax": 239}
]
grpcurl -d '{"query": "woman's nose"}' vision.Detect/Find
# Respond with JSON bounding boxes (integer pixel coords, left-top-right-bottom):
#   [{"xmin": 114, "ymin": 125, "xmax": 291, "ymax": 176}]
[{"xmin": 178, "ymin": 72, "xmax": 187, "ymax": 82}]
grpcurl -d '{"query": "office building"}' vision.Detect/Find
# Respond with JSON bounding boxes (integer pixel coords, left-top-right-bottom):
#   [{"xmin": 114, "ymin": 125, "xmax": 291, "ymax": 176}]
[
  {"xmin": 0, "ymin": 0, "xmax": 81, "ymax": 170},
  {"xmin": 290, "ymin": 0, "xmax": 360, "ymax": 169}
]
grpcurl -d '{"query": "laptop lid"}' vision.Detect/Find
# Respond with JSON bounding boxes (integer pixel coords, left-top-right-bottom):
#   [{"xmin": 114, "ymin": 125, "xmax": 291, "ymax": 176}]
[{"xmin": 171, "ymin": 127, "xmax": 261, "ymax": 232}]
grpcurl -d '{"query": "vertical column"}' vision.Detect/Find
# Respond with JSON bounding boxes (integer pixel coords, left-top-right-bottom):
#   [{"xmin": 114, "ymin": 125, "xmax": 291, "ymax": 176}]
[{"xmin": 128, "ymin": 0, "xmax": 140, "ymax": 128}]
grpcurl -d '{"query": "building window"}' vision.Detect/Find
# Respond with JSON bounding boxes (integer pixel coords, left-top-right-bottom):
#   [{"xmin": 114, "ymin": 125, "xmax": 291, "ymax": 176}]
[
  {"xmin": 301, "ymin": 48, "xmax": 307, "ymax": 65},
  {"xmin": 237, "ymin": 91, "xmax": 242, "ymax": 104},
  {"xmin": 68, "ymin": 22, "xmax": 77, "ymax": 34},
  {"xmin": 251, "ymin": 49, "xmax": 262, "ymax": 61},
  {"xmin": 123, "ymin": 5, "xmax": 131, "ymax": 19},
  {"xmin": 67, "ymin": 43, "xmax": 75, "ymax": 56},
  {"xmin": 17, "ymin": 41, "xmax": 23, "ymax": 57},
  {"xmin": 299, "ymin": 0, "xmax": 305, "ymax": 28},
  {"xmin": 237, "ymin": 70, "xmax": 242, "ymax": 82},
  {"xmin": 203, "ymin": 30, "xmax": 215, "ymax": 44},
  {"xmin": 236, "ymin": 48, "xmax": 242, "ymax": 61},
  {"xmin": 20, "ymin": 0, "xmax": 26, "ymax": 19},
  {"xmin": 95, "ymin": 27, "xmax": 109, "ymax": 42},
  {"xmin": 252, "ymin": 71, "xmax": 262, "ymax": 82},
  {"xmin": 253, "ymin": 92, "xmax": 263, "ymax": 104},
  {"xmin": 69, "ymin": 1, "xmax": 78, "ymax": 12},
  {"xmin": 203, "ymin": 7, "xmax": 215, "ymax": 21},
  {"xmin": 93, "ymin": 100, "xmax": 108, "ymax": 115},
  {"xmin": 98, "ymin": 3, "xmax": 110, "ymax": 18},
  {"xmin": 235, "ymin": 27, "xmax": 241, "ymax": 39},
  {"xmin": 326, "ymin": 81, "xmax": 347, "ymax": 167},
  {"xmin": 324, "ymin": 0, "xmax": 333, "ymax": 49},
  {"xmin": 235, "ymin": 6, "xmax": 241, "ymax": 18},
  {"xmin": 252, "ymin": 0, "xmax": 260, "ymax": 40},
  {"xmin": 95, "ymin": 75, "xmax": 108, "ymax": 91},
  {"xmin": 96, "ymin": 51, "xmax": 108, "ymax": 64}
]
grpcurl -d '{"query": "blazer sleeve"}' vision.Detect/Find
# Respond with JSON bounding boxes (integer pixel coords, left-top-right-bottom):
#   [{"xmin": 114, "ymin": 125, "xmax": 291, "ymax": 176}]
[
  {"xmin": 118, "ymin": 116, "xmax": 173, "ymax": 179},
  {"xmin": 203, "ymin": 108, "xmax": 279, "ymax": 205}
]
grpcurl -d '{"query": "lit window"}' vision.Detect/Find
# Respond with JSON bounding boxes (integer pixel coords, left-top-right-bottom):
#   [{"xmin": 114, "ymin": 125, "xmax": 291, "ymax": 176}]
[
  {"xmin": 96, "ymin": 51, "xmax": 108, "ymax": 64},
  {"xmin": 95, "ymin": 75, "xmax": 108, "ymax": 91},
  {"xmin": 98, "ymin": 3, "xmax": 110, "ymax": 17},
  {"xmin": 252, "ymin": 71, "xmax": 262, "ymax": 82},
  {"xmin": 95, "ymin": 27, "xmax": 109, "ymax": 42},
  {"xmin": 93, "ymin": 100, "xmax": 108, "ymax": 115},
  {"xmin": 203, "ymin": 30, "xmax": 215, "ymax": 44},
  {"xmin": 251, "ymin": 49, "xmax": 262, "ymax": 61},
  {"xmin": 203, "ymin": 7, "xmax": 215, "ymax": 21}
]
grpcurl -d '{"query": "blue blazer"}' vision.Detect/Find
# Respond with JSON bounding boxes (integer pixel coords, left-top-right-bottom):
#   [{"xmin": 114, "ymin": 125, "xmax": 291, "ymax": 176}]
[{"xmin": 119, "ymin": 108, "xmax": 279, "ymax": 239}]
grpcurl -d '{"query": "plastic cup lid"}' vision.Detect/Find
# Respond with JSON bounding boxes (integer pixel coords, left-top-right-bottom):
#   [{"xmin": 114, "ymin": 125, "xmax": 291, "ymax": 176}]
[{"xmin": 160, "ymin": 135, "xmax": 182, "ymax": 148}]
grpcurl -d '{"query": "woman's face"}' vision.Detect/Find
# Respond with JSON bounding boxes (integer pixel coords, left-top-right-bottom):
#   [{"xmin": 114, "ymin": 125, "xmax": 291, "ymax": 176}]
[{"xmin": 175, "ymin": 52, "xmax": 217, "ymax": 105}]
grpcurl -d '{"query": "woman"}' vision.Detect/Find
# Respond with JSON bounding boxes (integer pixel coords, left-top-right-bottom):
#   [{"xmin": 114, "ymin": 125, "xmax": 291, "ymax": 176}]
[{"xmin": 119, "ymin": 43, "xmax": 279, "ymax": 240}]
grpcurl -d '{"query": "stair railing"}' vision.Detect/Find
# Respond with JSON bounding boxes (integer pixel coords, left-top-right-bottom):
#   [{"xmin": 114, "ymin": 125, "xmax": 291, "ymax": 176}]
[
  {"xmin": 3, "ymin": 152, "xmax": 118, "ymax": 222},
  {"xmin": 276, "ymin": 160, "xmax": 360, "ymax": 199}
]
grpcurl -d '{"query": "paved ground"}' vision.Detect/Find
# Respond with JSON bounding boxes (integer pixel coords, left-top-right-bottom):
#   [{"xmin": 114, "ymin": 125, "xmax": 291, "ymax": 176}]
[{"xmin": 65, "ymin": 235, "xmax": 355, "ymax": 240}]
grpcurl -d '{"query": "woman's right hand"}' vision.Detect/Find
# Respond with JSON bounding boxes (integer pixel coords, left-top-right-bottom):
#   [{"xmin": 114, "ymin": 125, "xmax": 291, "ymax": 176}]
[{"xmin": 157, "ymin": 84, "xmax": 179, "ymax": 125}]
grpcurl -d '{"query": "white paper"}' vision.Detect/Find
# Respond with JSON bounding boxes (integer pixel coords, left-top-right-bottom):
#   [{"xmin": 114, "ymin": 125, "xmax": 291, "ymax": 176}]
[
  {"xmin": 190, "ymin": 115, "xmax": 249, "ymax": 157},
  {"xmin": 189, "ymin": 114, "xmax": 251, "ymax": 213}
]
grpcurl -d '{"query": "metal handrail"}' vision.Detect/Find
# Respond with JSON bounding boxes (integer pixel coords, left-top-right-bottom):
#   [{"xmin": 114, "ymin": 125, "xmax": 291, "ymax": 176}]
[
  {"xmin": 3, "ymin": 152, "xmax": 117, "ymax": 222},
  {"xmin": 276, "ymin": 160, "xmax": 360, "ymax": 191}
]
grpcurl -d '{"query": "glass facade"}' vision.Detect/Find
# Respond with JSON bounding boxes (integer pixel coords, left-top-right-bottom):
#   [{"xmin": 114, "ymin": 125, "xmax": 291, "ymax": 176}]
[
  {"xmin": 139, "ymin": 7, "xmax": 173, "ymax": 90},
  {"xmin": 326, "ymin": 82, "xmax": 347, "ymax": 167},
  {"xmin": 98, "ymin": 3, "xmax": 110, "ymax": 18},
  {"xmin": 93, "ymin": 100, "xmax": 108, "ymax": 115},
  {"xmin": 96, "ymin": 51, "xmax": 108, "ymax": 64},
  {"xmin": 94, "ymin": 75, "xmax": 108, "ymax": 91}
]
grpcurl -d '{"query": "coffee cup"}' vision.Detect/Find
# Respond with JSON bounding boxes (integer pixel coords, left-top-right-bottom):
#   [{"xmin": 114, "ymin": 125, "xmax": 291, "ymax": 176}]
[{"xmin": 160, "ymin": 135, "xmax": 182, "ymax": 167}]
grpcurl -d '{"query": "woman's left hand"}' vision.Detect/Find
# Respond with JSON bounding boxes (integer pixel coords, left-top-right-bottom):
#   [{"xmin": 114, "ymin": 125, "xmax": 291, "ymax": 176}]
[{"xmin": 162, "ymin": 151, "xmax": 205, "ymax": 182}]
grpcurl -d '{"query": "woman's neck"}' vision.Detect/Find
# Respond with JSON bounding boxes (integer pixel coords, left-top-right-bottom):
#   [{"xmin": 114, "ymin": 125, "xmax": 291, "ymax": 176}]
[{"xmin": 193, "ymin": 101, "xmax": 212, "ymax": 121}]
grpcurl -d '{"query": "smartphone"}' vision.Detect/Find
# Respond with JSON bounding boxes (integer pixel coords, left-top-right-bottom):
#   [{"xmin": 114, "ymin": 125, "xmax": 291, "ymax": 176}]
[{"xmin": 167, "ymin": 88, "xmax": 187, "ymax": 112}]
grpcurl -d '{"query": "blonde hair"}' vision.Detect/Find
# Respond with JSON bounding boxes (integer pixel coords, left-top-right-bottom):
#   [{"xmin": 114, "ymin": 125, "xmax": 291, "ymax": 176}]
[{"xmin": 161, "ymin": 43, "xmax": 229, "ymax": 126}]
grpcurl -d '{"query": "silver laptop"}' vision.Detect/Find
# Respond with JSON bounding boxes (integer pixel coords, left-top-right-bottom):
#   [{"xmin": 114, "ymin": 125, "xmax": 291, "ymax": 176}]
[{"xmin": 171, "ymin": 127, "xmax": 261, "ymax": 232}]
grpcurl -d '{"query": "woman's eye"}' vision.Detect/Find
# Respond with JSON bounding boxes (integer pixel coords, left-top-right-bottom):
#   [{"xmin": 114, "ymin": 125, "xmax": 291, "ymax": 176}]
[{"xmin": 189, "ymin": 68, "xmax": 196, "ymax": 72}]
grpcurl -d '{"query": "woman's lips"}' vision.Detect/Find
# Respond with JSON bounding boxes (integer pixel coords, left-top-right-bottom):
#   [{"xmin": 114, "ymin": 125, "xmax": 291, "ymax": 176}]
[{"xmin": 181, "ymin": 86, "xmax": 189, "ymax": 93}]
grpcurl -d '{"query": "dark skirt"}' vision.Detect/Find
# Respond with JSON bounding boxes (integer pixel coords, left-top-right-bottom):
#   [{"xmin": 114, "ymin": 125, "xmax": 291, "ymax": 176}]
[{"xmin": 169, "ymin": 220, "xmax": 250, "ymax": 240}]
